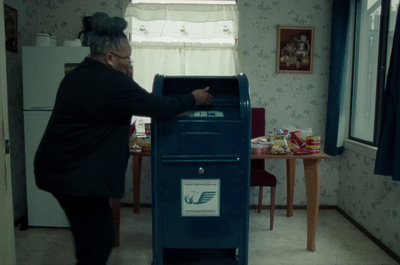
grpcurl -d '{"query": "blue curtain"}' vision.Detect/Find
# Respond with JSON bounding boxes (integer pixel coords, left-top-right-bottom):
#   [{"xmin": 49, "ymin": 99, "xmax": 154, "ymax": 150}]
[
  {"xmin": 324, "ymin": 0, "xmax": 351, "ymax": 156},
  {"xmin": 374, "ymin": 8, "xmax": 400, "ymax": 181}
]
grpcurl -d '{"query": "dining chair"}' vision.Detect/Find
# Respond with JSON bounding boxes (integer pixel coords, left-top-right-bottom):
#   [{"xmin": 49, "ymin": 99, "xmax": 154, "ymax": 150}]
[{"xmin": 251, "ymin": 107, "xmax": 277, "ymax": 230}]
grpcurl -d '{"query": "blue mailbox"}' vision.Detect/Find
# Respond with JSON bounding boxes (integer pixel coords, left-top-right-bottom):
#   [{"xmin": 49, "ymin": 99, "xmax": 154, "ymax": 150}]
[{"xmin": 151, "ymin": 74, "xmax": 251, "ymax": 265}]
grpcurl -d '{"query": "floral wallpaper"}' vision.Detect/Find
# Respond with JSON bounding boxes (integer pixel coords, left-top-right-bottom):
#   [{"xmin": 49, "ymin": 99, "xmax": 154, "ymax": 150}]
[
  {"xmin": 236, "ymin": 0, "xmax": 335, "ymax": 206},
  {"xmin": 338, "ymin": 149, "xmax": 400, "ymax": 256},
  {"xmin": 36, "ymin": 0, "xmax": 124, "ymax": 46},
  {"xmin": 4, "ymin": 0, "xmax": 400, "ymax": 258}
]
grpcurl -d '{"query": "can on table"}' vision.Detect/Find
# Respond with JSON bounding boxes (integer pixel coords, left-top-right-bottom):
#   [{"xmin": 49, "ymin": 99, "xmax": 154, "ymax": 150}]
[{"xmin": 306, "ymin": 136, "xmax": 320, "ymax": 154}]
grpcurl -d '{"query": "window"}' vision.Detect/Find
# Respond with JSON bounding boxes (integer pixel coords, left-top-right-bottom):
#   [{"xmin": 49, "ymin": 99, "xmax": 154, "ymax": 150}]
[
  {"xmin": 125, "ymin": 2, "xmax": 239, "ymax": 90},
  {"xmin": 349, "ymin": 0, "xmax": 399, "ymax": 145},
  {"xmin": 125, "ymin": 1, "xmax": 239, "ymax": 132}
]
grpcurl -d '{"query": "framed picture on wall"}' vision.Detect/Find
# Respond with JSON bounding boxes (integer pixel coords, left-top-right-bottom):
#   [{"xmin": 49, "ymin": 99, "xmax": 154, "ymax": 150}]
[
  {"xmin": 276, "ymin": 26, "xmax": 314, "ymax": 74},
  {"xmin": 4, "ymin": 4, "xmax": 18, "ymax": 53}
]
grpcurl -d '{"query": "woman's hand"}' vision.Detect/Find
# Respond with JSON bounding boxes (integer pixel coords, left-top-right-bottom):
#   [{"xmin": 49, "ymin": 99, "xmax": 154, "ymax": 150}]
[{"xmin": 191, "ymin": 87, "xmax": 213, "ymax": 105}]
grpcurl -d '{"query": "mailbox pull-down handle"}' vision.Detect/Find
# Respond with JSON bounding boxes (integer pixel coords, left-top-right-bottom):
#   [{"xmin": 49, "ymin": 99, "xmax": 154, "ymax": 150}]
[
  {"xmin": 183, "ymin": 132, "xmax": 219, "ymax": 136},
  {"xmin": 161, "ymin": 155, "xmax": 240, "ymax": 164}
]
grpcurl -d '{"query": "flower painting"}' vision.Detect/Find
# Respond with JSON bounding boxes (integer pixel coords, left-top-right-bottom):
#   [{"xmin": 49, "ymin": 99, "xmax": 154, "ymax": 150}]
[{"xmin": 276, "ymin": 26, "xmax": 314, "ymax": 74}]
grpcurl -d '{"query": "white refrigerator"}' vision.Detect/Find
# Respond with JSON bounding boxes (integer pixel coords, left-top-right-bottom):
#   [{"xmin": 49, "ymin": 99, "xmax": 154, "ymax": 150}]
[{"xmin": 23, "ymin": 46, "xmax": 90, "ymax": 227}]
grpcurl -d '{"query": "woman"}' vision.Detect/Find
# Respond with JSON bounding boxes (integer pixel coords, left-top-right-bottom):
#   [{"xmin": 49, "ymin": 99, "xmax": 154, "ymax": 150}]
[{"xmin": 34, "ymin": 12, "xmax": 212, "ymax": 265}]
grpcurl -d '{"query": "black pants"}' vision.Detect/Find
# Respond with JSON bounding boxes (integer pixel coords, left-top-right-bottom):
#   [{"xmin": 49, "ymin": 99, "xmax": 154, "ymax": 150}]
[{"xmin": 53, "ymin": 194, "xmax": 115, "ymax": 265}]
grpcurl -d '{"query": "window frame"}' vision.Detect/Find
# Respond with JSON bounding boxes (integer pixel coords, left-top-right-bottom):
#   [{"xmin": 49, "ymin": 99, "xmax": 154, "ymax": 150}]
[{"xmin": 349, "ymin": 0, "xmax": 395, "ymax": 146}]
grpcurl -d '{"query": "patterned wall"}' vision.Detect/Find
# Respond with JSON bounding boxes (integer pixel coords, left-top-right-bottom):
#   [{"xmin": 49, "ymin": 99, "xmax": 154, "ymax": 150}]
[
  {"xmin": 236, "ymin": 0, "xmax": 337, "ymax": 207},
  {"xmin": 36, "ymin": 0, "xmax": 124, "ymax": 46},
  {"xmin": 338, "ymin": 149, "xmax": 400, "ymax": 256},
  {"xmin": 4, "ymin": 0, "xmax": 399, "ymax": 257}
]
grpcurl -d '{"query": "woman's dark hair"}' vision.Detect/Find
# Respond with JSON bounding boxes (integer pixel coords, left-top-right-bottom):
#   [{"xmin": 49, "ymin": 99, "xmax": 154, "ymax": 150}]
[{"xmin": 89, "ymin": 12, "xmax": 128, "ymax": 56}]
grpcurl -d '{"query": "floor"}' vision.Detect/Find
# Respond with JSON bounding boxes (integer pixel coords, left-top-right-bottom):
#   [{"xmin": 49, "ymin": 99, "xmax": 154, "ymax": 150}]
[{"xmin": 14, "ymin": 207, "xmax": 399, "ymax": 265}]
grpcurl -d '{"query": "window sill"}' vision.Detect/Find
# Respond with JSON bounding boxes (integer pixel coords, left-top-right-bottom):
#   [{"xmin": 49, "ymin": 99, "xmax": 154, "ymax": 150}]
[{"xmin": 343, "ymin": 139, "xmax": 377, "ymax": 160}]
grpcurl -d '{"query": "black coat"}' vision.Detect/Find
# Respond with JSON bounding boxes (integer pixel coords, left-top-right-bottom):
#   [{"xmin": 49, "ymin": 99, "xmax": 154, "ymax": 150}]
[{"xmin": 34, "ymin": 57, "xmax": 195, "ymax": 197}]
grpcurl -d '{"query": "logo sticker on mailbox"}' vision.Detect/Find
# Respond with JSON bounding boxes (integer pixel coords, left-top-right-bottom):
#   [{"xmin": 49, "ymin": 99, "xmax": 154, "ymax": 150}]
[{"xmin": 181, "ymin": 179, "xmax": 220, "ymax": 217}]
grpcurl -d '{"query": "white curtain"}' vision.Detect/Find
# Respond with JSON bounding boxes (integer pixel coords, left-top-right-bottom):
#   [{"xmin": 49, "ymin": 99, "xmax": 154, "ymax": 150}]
[
  {"xmin": 131, "ymin": 44, "xmax": 239, "ymax": 92},
  {"xmin": 125, "ymin": 3, "xmax": 239, "ymax": 128}
]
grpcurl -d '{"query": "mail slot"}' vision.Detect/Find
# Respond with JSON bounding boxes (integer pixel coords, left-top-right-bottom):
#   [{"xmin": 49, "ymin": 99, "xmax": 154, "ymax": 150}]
[{"xmin": 151, "ymin": 75, "xmax": 251, "ymax": 265}]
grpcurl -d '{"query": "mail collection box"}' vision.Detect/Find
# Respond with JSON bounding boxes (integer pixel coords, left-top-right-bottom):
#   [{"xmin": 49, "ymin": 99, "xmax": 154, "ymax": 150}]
[{"xmin": 151, "ymin": 74, "xmax": 251, "ymax": 265}]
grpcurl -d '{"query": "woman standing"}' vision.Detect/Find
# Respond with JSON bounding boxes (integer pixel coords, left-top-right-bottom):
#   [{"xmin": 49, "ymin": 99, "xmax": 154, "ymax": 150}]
[{"xmin": 34, "ymin": 12, "xmax": 212, "ymax": 265}]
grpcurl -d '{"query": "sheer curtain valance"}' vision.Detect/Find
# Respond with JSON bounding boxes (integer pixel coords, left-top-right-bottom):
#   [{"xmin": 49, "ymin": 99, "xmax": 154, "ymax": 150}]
[
  {"xmin": 129, "ymin": 0, "xmax": 236, "ymax": 5},
  {"xmin": 125, "ymin": 3, "xmax": 238, "ymax": 45},
  {"xmin": 126, "ymin": 3, "xmax": 238, "ymax": 22}
]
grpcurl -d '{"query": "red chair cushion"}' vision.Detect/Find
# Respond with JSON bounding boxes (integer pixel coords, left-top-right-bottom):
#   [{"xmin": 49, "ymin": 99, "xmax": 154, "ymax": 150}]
[
  {"xmin": 250, "ymin": 168, "xmax": 277, "ymax": 187},
  {"xmin": 251, "ymin": 108, "xmax": 266, "ymax": 170},
  {"xmin": 251, "ymin": 108, "xmax": 265, "ymax": 139}
]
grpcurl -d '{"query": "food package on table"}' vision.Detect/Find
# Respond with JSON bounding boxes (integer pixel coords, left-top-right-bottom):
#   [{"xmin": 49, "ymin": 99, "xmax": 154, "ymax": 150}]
[
  {"xmin": 251, "ymin": 135, "xmax": 270, "ymax": 143},
  {"xmin": 290, "ymin": 130, "xmax": 307, "ymax": 148},
  {"xmin": 289, "ymin": 128, "xmax": 312, "ymax": 147},
  {"xmin": 268, "ymin": 131, "xmax": 290, "ymax": 154},
  {"xmin": 251, "ymin": 136, "xmax": 271, "ymax": 154},
  {"xmin": 129, "ymin": 144, "xmax": 142, "ymax": 153},
  {"xmin": 129, "ymin": 129, "xmax": 151, "ymax": 152},
  {"xmin": 134, "ymin": 136, "xmax": 151, "ymax": 152},
  {"xmin": 275, "ymin": 126, "xmax": 312, "ymax": 155}
]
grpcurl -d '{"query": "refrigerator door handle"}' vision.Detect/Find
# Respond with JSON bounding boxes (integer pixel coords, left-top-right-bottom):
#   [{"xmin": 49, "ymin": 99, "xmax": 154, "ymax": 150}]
[{"xmin": 5, "ymin": 139, "xmax": 10, "ymax": 154}]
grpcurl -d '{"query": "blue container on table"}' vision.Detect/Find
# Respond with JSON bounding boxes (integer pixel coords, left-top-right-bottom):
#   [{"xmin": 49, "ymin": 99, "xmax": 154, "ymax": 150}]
[{"xmin": 151, "ymin": 74, "xmax": 251, "ymax": 265}]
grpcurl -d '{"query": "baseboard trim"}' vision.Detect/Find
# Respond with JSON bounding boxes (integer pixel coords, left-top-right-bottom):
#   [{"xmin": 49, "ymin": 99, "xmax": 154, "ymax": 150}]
[
  {"xmin": 14, "ymin": 214, "xmax": 28, "ymax": 230},
  {"xmin": 335, "ymin": 206, "xmax": 400, "ymax": 264}
]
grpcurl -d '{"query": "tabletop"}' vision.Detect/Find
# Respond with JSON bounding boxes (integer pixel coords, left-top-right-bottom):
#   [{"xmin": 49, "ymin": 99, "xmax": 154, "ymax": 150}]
[{"xmin": 131, "ymin": 150, "xmax": 330, "ymax": 160}]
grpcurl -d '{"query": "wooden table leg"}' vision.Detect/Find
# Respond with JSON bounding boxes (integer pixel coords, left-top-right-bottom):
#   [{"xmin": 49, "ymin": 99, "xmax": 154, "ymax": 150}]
[
  {"xmin": 303, "ymin": 159, "xmax": 321, "ymax": 252},
  {"xmin": 286, "ymin": 159, "xmax": 296, "ymax": 217},
  {"xmin": 133, "ymin": 155, "xmax": 142, "ymax": 214},
  {"xmin": 110, "ymin": 198, "xmax": 121, "ymax": 247}
]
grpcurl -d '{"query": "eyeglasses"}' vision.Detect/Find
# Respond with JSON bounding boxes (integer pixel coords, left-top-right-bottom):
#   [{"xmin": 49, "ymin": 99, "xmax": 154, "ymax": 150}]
[{"xmin": 109, "ymin": 52, "xmax": 132, "ymax": 64}]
